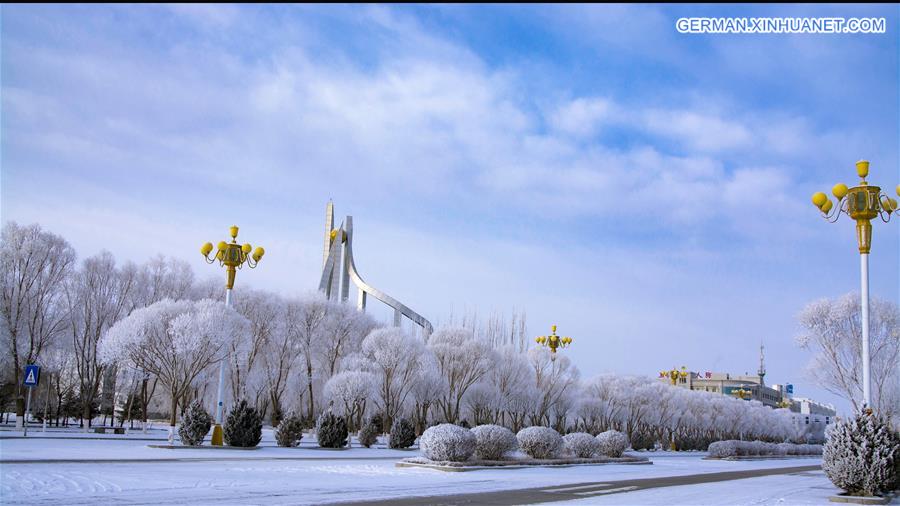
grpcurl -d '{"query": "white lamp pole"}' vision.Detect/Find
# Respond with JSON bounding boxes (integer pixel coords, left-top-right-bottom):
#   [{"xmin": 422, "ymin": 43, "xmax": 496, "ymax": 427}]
[
  {"xmin": 214, "ymin": 288, "xmax": 233, "ymax": 427},
  {"xmin": 860, "ymin": 254, "xmax": 871, "ymax": 407}
]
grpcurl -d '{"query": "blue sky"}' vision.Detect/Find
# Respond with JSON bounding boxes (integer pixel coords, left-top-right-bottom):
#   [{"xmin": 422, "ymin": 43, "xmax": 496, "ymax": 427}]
[{"xmin": 2, "ymin": 4, "xmax": 898, "ymax": 414}]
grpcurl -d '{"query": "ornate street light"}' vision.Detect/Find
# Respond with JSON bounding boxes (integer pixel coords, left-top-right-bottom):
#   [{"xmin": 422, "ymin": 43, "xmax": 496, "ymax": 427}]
[
  {"xmin": 658, "ymin": 366, "xmax": 689, "ymax": 450},
  {"xmin": 534, "ymin": 325, "xmax": 573, "ymax": 360},
  {"xmin": 730, "ymin": 387, "xmax": 752, "ymax": 400},
  {"xmin": 811, "ymin": 160, "xmax": 898, "ymax": 410},
  {"xmin": 660, "ymin": 366, "xmax": 688, "ymax": 386},
  {"xmin": 200, "ymin": 225, "xmax": 265, "ymax": 445}
]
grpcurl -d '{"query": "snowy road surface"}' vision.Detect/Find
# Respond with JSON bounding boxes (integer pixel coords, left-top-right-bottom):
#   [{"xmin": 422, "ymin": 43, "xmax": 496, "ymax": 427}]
[{"xmin": 0, "ymin": 436, "xmax": 836, "ymax": 505}]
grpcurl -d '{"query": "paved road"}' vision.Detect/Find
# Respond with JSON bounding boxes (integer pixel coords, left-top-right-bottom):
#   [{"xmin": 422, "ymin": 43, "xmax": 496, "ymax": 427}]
[{"xmin": 331, "ymin": 465, "xmax": 822, "ymax": 506}]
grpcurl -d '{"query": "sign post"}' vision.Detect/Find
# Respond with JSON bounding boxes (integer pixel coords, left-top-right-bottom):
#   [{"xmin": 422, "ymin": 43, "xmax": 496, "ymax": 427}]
[{"xmin": 22, "ymin": 365, "xmax": 40, "ymax": 437}]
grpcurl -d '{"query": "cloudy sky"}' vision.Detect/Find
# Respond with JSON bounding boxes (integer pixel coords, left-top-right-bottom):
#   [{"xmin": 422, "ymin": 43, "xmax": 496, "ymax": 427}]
[{"xmin": 2, "ymin": 4, "xmax": 898, "ymax": 414}]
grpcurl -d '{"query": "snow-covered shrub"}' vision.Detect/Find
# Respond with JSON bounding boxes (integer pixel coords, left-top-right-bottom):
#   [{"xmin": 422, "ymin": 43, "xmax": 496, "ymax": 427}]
[
  {"xmin": 316, "ymin": 411, "xmax": 348, "ymax": 448},
  {"xmin": 517, "ymin": 426, "xmax": 563, "ymax": 459},
  {"xmin": 739, "ymin": 440, "xmax": 760, "ymax": 456},
  {"xmin": 563, "ymin": 432, "xmax": 601, "ymax": 458},
  {"xmin": 596, "ymin": 430, "xmax": 628, "ymax": 457},
  {"xmin": 471, "ymin": 424, "xmax": 518, "ymax": 460},
  {"xmin": 178, "ymin": 400, "xmax": 212, "ymax": 446},
  {"xmin": 358, "ymin": 418, "xmax": 380, "ymax": 448},
  {"xmin": 709, "ymin": 440, "xmax": 823, "ymax": 458},
  {"xmin": 389, "ymin": 418, "xmax": 416, "ymax": 449},
  {"xmin": 274, "ymin": 412, "xmax": 304, "ymax": 447},
  {"xmin": 419, "ymin": 424, "xmax": 476, "ymax": 462},
  {"xmin": 708, "ymin": 440, "xmax": 739, "ymax": 458},
  {"xmin": 823, "ymin": 411, "xmax": 900, "ymax": 496},
  {"xmin": 224, "ymin": 399, "xmax": 262, "ymax": 447}
]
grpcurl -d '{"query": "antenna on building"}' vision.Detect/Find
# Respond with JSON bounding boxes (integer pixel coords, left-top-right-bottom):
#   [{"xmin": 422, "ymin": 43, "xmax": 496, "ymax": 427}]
[{"xmin": 758, "ymin": 341, "xmax": 766, "ymax": 386}]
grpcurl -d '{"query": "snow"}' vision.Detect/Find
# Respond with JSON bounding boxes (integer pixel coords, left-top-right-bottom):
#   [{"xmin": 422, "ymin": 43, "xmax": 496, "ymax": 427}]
[{"xmin": 0, "ymin": 436, "xmax": 836, "ymax": 505}]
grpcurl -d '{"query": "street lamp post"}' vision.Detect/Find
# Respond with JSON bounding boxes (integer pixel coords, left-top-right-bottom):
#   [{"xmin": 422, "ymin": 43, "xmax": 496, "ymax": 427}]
[
  {"xmin": 660, "ymin": 366, "xmax": 688, "ymax": 386},
  {"xmin": 811, "ymin": 160, "xmax": 898, "ymax": 410},
  {"xmin": 534, "ymin": 325, "xmax": 573, "ymax": 361},
  {"xmin": 201, "ymin": 225, "xmax": 265, "ymax": 446},
  {"xmin": 659, "ymin": 366, "xmax": 688, "ymax": 450}
]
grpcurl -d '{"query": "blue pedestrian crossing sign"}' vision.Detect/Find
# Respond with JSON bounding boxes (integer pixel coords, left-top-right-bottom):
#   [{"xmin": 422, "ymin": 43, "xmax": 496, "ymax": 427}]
[{"xmin": 23, "ymin": 365, "xmax": 40, "ymax": 387}]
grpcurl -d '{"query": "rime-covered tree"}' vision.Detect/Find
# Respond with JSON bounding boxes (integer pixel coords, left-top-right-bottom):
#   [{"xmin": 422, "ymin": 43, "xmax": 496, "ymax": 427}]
[
  {"xmin": 429, "ymin": 327, "xmax": 494, "ymax": 424},
  {"xmin": 1, "ymin": 222, "xmax": 76, "ymax": 426},
  {"xmin": 66, "ymin": 252, "xmax": 136, "ymax": 429},
  {"xmin": 797, "ymin": 293, "xmax": 899, "ymax": 418},
  {"xmin": 324, "ymin": 370, "xmax": 374, "ymax": 432},
  {"xmin": 362, "ymin": 327, "xmax": 423, "ymax": 432},
  {"xmin": 285, "ymin": 295, "xmax": 329, "ymax": 422},
  {"xmin": 100, "ymin": 299, "xmax": 248, "ymax": 443}
]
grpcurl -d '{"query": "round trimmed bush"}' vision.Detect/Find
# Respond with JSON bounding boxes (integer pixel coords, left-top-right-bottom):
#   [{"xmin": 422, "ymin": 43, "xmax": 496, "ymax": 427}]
[
  {"xmin": 389, "ymin": 418, "xmax": 417, "ymax": 449},
  {"xmin": 420, "ymin": 423, "xmax": 476, "ymax": 462},
  {"xmin": 224, "ymin": 399, "xmax": 262, "ymax": 447},
  {"xmin": 708, "ymin": 440, "xmax": 739, "ymax": 458},
  {"xmin": 596, "ymin": 430, "xmax": 628, "ymax": 457},
  {"xmin": 275, "ymin": 411, "xmax": 304, "ymax": 447},
  {"xmin": 178, "ymin": 400, "xmax": 212, "ymax": 446},
  {"xmin": 563, "ymin": 432, "xmax": 601, "ymax": 458},
  {"xmin": 316, "ymin": 411, "xmax": 349, "ymax": 448},
  {"xmin": 471, "ymin": 424, "xmax": 518, "ymax": 460},
  {"xmin": 358, "ymin": 417, "xmax": 380, "ymax": 448},
  {"xmin": 517, "ymin": 426, "xmax": 562, "ymax": 459}
]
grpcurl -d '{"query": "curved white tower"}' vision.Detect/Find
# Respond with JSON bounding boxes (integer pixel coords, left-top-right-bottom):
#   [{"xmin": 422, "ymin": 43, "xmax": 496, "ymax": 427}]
[{"xmin": 318, "ymin": 202, "xmax": 433, "ymax": 336}]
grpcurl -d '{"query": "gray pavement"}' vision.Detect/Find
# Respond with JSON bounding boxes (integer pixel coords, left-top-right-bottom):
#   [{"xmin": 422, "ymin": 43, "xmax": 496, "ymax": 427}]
[{"xmin": 330, "ymin": 465, "xmax": 822, "ymax": 506}]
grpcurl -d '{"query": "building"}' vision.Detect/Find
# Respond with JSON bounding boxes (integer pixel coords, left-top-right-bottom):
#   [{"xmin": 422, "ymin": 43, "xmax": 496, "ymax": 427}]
[
  {"xmin": 659, "ymin": 344, "xmax": 837, "ymax": 442},
  {"xmin": 660, "ymin": 344, "xmax": 785, "ymax": 408}
]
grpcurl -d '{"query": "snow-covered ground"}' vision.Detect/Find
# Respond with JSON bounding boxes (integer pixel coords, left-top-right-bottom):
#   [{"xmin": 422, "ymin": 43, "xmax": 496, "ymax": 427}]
[
  {"xmin": 0, "ymin": 434, "xmax": 838, "ymax": 505},
  {"xmin": 541, "ymin": 470, "xmax": 843, "ymax": 505}
]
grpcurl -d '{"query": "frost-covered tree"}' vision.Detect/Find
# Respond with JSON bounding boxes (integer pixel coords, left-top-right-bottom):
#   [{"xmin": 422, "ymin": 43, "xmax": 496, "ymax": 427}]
[
  {"xmin": 66, "ymin": 252, "xmax": 136, "ymax": 430},
  {"xmin": 318, "ymin": 302, "xmax": 377, "ymax": 379},
  {"xmin": 316, "ymin": 411, "xmax": 349, "ymax": 448},
  {"xmin": 429, "ymin": 327, "xmax": 494, "ymax": 424},
  {"xmin": 528, "ymin": 347, "xmax": 579, "ymax": 428},
  {"xmin": 823, "ymin": 410, "xmax": 900, "ymax": 497},
  {"xmin": 275, "ymin": 411, "xmax": 304, "ymax": 447},
  {"xmin": 362, "ymin": 327, "xmax": 423, "ymax": 432},
  {"xmin": 224, "ymin": 399, "xmax": 263, "ymax": 447},
  {"xmin": 490, "ymin": 346, "xmax": 533, "ymax": 429},
  {"xmin": 797, "ymin": 293, "xmax": 899, "ymax": 418},
  {"xmin": 101, "ymin": 299, "xmax": 249, "ymax": 443},
  {"xmin": 410, "ymin": 365, "xmax": 443, "ymax": 435},
  {"xmin": 285, "ymin": 295, "xmax": 329, "ymax": 422},
  {"xmin": 179, "ymin": 400, "xmax": 212, "ymax": 446},
  {"xmin": 0, "ymin": 222, "xmax": 76, "ymax": 426},
  {"xmin": 358, "ymin": 417, "xmax": 380, "ymax": 448},
  {"xmin": 389, "ymin": 417, "xmax": 417, "ymax": 449},
  {"xmin": 230, "ymin": 289, "xmax": 280, "ymax": 413},
  {"xmin": 324, "ymin": 370, "xmax": 374, "ymax": 432}
]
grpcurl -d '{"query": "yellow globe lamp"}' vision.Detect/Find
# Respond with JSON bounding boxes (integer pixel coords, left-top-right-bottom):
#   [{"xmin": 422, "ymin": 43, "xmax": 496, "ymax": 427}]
[
  {"xmin": 812, "ymin": 192, "xmax": 828, "ymax": 208},
  {"xmin": 201, "ymin": 242, "xmax": 214, "ymax": 257},
  {"xmin": 832, "ymin": 183, "xmax": 849, "ymax": 199}
]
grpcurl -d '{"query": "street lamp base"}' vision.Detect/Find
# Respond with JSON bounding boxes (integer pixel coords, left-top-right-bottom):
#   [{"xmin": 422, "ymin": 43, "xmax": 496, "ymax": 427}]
[
  {"xmin": 211, "ymin": 424, "xmax": 224, "ymax": 446},
  {"xmin": 670, "ymin": 441, "xmax": 677, "ymax": 451}
]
